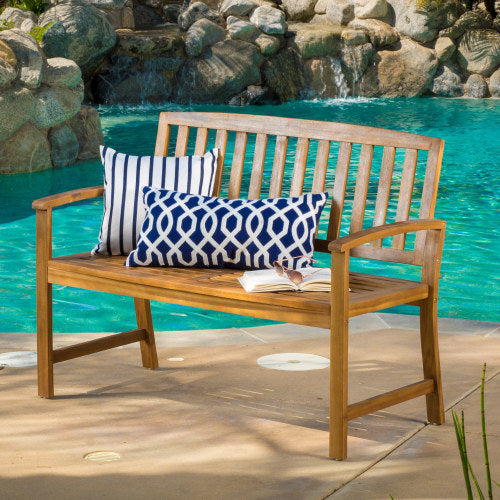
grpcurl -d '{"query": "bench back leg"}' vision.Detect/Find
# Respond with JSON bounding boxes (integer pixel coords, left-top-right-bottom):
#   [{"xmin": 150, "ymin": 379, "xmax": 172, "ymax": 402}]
[{"xmin": 134, "ymin": 298, "xmax": 159, "ymax": 370}]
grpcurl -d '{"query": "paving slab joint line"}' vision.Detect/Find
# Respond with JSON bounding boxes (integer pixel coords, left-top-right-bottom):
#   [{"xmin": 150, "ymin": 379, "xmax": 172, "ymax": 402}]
[{"xmin": 322, "ymin": 370, "xmax": 500, "ymax": 499}]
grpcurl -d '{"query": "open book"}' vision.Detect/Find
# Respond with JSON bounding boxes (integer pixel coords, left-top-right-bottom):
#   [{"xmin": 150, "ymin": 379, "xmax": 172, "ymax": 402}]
[{"xmin": 238, "ymin": 267, "xmax": 331, "ymax": 293}]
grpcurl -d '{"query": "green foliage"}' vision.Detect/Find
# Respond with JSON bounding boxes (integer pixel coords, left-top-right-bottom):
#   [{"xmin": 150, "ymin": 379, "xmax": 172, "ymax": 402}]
[
  {"xmin": 29, "ymin": 22, "xmax": 51, "ymax": 42},
  {"xmin": 8, "ymin": 0, "xmax": 48, "ymax": 15},
  {"xmin": 0, "ymin": 18, "xmax": 14, "ymax": 30},
  {"xmin": 452, "ymin": 363, "xmax": 496, "ymax": 500}
]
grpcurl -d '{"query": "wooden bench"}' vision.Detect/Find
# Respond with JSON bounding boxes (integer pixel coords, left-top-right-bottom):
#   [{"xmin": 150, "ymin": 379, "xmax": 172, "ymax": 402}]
[{"xmin": 33, "ymin": 112, "xmax": 446, "ymax": 460}]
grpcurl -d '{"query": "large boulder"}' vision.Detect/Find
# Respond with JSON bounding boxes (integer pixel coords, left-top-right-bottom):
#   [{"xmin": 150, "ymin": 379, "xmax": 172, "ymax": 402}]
[
  {"xmin": 0, "ymin": 29, "xmax": 43, "ymax": 89},
  {"xmin": 341, "ymin": 42, "xmax": 373, "ymax": 86},
  {"xmin": 341, "ymin": 28, "xmax": 369, "ymax": 46},
  {"xmin": 456, "ymin": 29, "xmax": 500, "ymax": 76},
  {"xmin": 326, "ymin": 0, "xmax": 354, "ymax": 26},
  {"xmin": 250, "ymin": 5, "xmax": 286, "ymax": 34},
  {"xmin": 439, "ymin": 10, "xmax": 491, "ymax": 40},
  {"xmin": 359, "ymin": 38, "xmax": 438, "ymax": 96},
  {"xmin": 465, "ymin": 73, "xmax": 489, "ymax": 97},
  {"xmin": 0, "ymin": 7, "xmax": 37, "ymax": 29},
  {"xmin": 227, "ymin": 16, "xmax": 260, "ymax": 41},
  {"xmin": 0, "ymin": 39, "xmax": 17, "ymax": 68},
  {"xmin": 354, "ymin": 0, "xmax": 388, "ymax": 20},
  {"xmin": 262, "ymin": 47, "xmax": 305, "ymax": 101},
  {"xmin": 434, "ymin": 36, "xmax": 455, "ymax": 62},
  {"xmin": 178, "ymin": 2, "xmax": 223, "ymax": 31},
  {"xmin": 0, "ymin": 87, "xmax": 35, "ymax": 141},
  {"xmin": 31, "ymin": 86, "xmax": 83, "ymax": 129},
  {"xmin": 173, "ymin": 39, "xmax": 261, "ymax": 103},
  {"xmin": 48, "ymin": 123, "xmax": 80, "ymax": 166},
  {"xmin": 348, "ymin": 18, "xmax": 399, "ymax": 47},
  {"xmin": 281, "ymin": 0, "xmax": 316, "ymax": 21},
  {"xmin": 39, "ymin": 1, "xmax": 116, "ymax": 77},
  {"xmin": 428, "ymin": 62, "xmax": 463, "ymax": 96},
  {"xmin": 39, "ymin": 21, "xmax": 69, "ymax": 59},
  {"xmin": 387, "ymin": 0, "xmax": 462, "ymax": 43},
  {"xmin": 185, "ymin": 18, "xmax": 226, "ymax": 57},
  {"xmin": 287, "ymin": 23, "xmax": 342, "ymax": 59},
  {"xmin": 0, "ymin": 57, "xmax": 17, "ymax": 88},
  {"xmin": 489, "ymin": 67, "xmax": 500, "ymax": 97},
  {"xmin": 0, "ymin": 123, "xmax": 52, "ymax": 174},
  {"xmin": 315, "ymin": 0, "xmax": 329, "ymax": 14},
  {"xmin": 220, "ymin": 0, "xmax": 259, "ymax": 17},
  {"xmin": 253, "ymin": 33, "xmax": 281, "ymax": 56},
  {"xmin": 68, "ymin": 105, "xmax": 104, "ymax": 160},
  {"xmin": 41, "ymin": 57, "xmax": 82, "ymax": 87},
  {"xmin": 116, "ymin": 27, "xmax": 183, "ymax": 57}
]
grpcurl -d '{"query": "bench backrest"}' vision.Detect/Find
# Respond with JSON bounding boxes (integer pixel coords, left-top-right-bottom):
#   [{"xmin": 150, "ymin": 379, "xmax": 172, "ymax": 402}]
[{"xmin": 154, "ymin": 112, "xmax": 444, "ymax": 267}]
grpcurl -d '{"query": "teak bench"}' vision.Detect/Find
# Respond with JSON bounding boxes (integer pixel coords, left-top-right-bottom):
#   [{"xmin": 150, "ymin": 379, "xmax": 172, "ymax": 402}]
[{"xmin": 33, "ymin": 112, "xmax": 446, "ymax": 460}]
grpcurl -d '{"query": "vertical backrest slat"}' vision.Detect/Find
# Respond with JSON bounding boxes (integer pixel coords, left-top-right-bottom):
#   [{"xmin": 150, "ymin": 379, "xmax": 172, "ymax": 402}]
[
  {"xmin": 371, "ymin": 146, "xmax": 396, "ymax": 247},
  {"xmin": 248, "ymin": 133, "xmax": 268, "ymax": 200},
  {"xmin": 154, "ymin": 114, "xmax": 171, "ymax": 156},
  {"xmin": 269, "ymin": 135, "xmax": 288, "ymax": 198},
  {"xmin": 228, "ymin": 131, "xmax": 248, "ymax": 199},
  {"xmin": 212, "ymin": 129, "xmax": 228, "ymax": 196},
  {"xmin": 327, "ymin": 142, "xmax": 352, "ymax": 241},
  {"xmin": 312, "ymin": 140, "xmax": 331, "ymax": 193},
  {"xmin": 349, "ymin": 144, "xmax": 374, "ymax": 234},
  {"xmin": 194, "ymin": 127, "xmax": 209, "ymax": 156},
  {"xmin": 414, "ymin": 139, "xmax": 444, "ymax": 263},
  {"xmin": 175, "ymin": 125, "xmax": 189, "ymax": 157},
  {"xmin": 392, "ymin": 148, "xmax": 418, "ymax": 249},
  {"xmin": 289, "ymin": 137, "xmax": 310, "ymax": 196}
]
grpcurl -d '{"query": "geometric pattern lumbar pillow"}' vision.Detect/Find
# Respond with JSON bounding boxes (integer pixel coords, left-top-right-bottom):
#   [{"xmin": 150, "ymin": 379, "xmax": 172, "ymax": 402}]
[
  {"xmin": 92, "ymin": 146, "xmax": 219, "ymax": 256},
  {"xmin": 125, "ymin": 187, "xmax": 328, "ymax": 270}
]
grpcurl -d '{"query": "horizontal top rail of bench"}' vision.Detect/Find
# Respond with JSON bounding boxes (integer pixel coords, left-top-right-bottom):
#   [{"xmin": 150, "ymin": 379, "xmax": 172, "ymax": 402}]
[{"xmin": 155, "ymin": 112, "xmax": 443, "ymax": 152}]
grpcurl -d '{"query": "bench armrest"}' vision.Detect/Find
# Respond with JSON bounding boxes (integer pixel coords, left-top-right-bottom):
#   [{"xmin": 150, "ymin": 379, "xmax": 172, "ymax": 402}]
[
  {"xmin": 32, "ymin": 186, "xmax": 104, "ymax": 210},
  {"xmin": 328, "ymin": 219, "xmax": 446, "ymax": 253}
]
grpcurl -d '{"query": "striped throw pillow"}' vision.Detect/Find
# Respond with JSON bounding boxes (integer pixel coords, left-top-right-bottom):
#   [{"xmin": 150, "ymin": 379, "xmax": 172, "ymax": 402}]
[{"xmin": 92, "ymin": 146, "xmax": 219, "ymax": 256}]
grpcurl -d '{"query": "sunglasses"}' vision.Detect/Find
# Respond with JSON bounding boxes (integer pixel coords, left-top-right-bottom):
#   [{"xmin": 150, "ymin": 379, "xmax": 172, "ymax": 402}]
[{"xmin": 273, "ymin": 256, "xmax": 323, "ymax": 285}]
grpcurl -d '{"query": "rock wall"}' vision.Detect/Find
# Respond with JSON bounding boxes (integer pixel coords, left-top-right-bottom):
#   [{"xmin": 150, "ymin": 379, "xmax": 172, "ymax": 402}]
[
  {"xmin": 0, "ymin": 7, "xmax": 106, "ymax": 173},
  {"xmin": 86, "ymin": 0, "xmax": 500, "ymax": 104}
]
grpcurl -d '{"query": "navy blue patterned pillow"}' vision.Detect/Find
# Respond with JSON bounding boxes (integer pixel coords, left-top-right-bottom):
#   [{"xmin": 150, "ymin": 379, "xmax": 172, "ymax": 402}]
[{"xmin": 125, "ymin": 188, "xmax": 328, "ymax": 270}]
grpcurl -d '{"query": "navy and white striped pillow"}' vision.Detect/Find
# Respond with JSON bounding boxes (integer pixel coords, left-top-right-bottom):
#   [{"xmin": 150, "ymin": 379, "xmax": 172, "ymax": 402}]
[{"xmin": 92, "ymin": 146, "xmax": 218, "ymax": 256}]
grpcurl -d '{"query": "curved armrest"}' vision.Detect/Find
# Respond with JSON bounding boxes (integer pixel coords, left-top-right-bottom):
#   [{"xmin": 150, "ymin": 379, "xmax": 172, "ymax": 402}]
[
  {"xmin": 32, "ymin": 186, "xmax": 104, "ymax": 210},
  {"xmin": 328, "ymin": 219, "xmax": 446, "ymax": 253}
]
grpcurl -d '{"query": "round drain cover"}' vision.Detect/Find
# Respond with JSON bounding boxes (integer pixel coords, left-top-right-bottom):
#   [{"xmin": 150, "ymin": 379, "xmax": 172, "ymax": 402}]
[
  {"xmin": 84, "ymin": 451, "xmax": 121, "ymax": 462},
  {"xmin": 257, "ymin": 353, "xmax": 330, "ymax": 371},
  {"xmin": 0, "ymin": 351, "xmax": 37, "ymax": 367},
  {"xmin": 167, "ymin": 357, "xmax": 184, "ymax": 362}
]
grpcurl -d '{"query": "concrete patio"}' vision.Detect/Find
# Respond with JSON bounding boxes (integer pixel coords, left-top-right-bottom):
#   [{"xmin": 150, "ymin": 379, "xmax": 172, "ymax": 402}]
[{"xmin": 0, "ymin": 313, "xmax": 499, "ymax": 499}]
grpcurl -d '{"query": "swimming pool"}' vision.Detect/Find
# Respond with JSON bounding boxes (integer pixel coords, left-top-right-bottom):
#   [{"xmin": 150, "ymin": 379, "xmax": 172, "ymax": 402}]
[{"xmin": 0, "ymin": 97, "xmax": 498, "ymax": 332}]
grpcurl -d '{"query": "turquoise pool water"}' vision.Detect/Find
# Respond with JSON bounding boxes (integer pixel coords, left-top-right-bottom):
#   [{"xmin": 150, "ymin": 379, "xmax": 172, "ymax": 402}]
[{"xmin": 0, "ymin": 97, "xmax": 499, "ymax": 332}]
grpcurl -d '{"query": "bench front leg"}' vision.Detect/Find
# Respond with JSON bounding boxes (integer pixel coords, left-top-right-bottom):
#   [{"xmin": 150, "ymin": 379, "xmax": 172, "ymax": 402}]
[
  {"xmin": 36, "ymin": 209, "xmax": 54, "ymax": 398},
  {"xmin": 134, "ymin": 298, "xmax": 159, "ymax": 370},
  {"xmin": 330, "ymin": 249, "xmax": 350, "ymax": 460}
]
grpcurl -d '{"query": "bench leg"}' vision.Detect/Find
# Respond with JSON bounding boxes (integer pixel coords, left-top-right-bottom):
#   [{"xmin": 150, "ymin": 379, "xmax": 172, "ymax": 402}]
[
  {"xmin": 134, "ymin": 298, "xmax": 159, "ymax": 370},
  {"xmin": 420, "ymin": 299, "xmax": 445, "ymax": 424},
  {"xmin": 330, "ymin": 251, "xmax": 349, "ymax": 460},
  {"xmin": 37, "ymin": 281, "xmax": 54, "ymax": 398}
]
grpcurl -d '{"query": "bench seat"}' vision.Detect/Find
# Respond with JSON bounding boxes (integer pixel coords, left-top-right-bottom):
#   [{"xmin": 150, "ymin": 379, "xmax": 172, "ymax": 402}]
[{"xmin": 49, "ymin": 253, "xmax": 429, "ymax": 328}]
